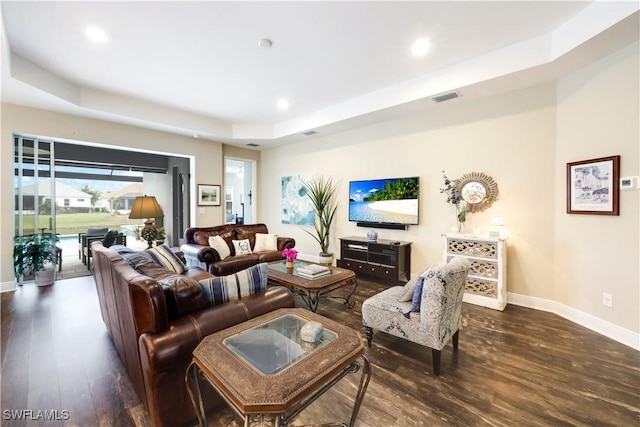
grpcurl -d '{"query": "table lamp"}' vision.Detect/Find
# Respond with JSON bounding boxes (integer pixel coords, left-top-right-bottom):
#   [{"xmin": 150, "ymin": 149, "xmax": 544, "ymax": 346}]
[{"xmin": 129, "ymin": 195, "xmax": 164, "ymax": 248}]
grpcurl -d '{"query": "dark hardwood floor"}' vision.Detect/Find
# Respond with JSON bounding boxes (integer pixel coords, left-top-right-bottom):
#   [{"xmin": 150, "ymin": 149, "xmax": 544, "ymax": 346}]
[{"xmin": 1, "ymin": 276, "xmax": 638, "ymax": 426}]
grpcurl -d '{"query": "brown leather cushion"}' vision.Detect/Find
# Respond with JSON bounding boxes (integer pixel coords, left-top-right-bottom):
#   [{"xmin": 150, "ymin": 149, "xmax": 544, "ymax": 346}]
[
  {"xmin": 256, "ymin": 251, "xmax": 286, "ymax": 263},
  {"xmin": 193, "ymin": 231, "xmax": 214, "ymax": 246},
  {"xmin": 210, "ymin": 254, "xmax": 259, "ymax": 276},
  {"xmin": 235, "ymin": 229, "xmax": 257, "ymax": 249},
  {"xmin": 137, "ymin": 263, "xmax": 209, "ymax": 319}
]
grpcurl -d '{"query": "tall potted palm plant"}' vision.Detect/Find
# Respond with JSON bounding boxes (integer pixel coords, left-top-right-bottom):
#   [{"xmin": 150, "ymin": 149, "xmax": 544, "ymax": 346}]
[{"xmin": 302, "ymin": 176, "xmax": 338, "ymax": 264}]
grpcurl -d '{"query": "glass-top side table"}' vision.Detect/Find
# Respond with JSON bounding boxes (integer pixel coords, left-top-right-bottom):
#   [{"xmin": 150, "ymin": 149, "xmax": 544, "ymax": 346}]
[
  {"xmin": 267, "ymin": 261, "xmax": 358, "ymax": 312},
  {"xmin": 223, "ymin": 313, "xmax": 338, "ymax": 375},
  {"xmin": 186, "ymin": 308, "xmax": 370, "ymax": 427}
]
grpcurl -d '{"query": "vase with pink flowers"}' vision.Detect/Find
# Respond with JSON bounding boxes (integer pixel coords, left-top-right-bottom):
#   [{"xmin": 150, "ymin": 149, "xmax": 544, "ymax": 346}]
[{"xmin": 282, "ymin": 248, "xmax": 298, "ymax": 269}]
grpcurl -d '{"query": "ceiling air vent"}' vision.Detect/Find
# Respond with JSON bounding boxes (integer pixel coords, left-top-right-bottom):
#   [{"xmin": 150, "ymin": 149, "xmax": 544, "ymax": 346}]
[
  {"xmin": 302, "ymin": 131, "xmax": 317, "ymax": 136},
  {"xmin": 432, "ymin": 91, "xmax": 460, "ymax": 103},
  {"xmin": 246, "ymin": 143, "xmax": 260, "ymax": 147}
]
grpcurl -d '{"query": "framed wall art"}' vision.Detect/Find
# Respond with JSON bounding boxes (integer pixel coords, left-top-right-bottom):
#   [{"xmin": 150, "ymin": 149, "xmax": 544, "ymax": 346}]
[
  {"xmin": 567, "ymin": 155, "xmax": 620, "ymax": 215},
  {"xmin": 281, "ymin": 175, "xmax": 314, "ymax": 225},
  {"xmin": 198, "ymin": 184, "xmax": 221, "ymax": 206}
]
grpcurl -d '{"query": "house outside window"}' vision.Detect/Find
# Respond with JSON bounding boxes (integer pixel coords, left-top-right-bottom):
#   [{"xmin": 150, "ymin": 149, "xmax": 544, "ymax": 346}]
[{"xmin": 64, "ymin": 199, "xmax": 70, "ymax": 207}]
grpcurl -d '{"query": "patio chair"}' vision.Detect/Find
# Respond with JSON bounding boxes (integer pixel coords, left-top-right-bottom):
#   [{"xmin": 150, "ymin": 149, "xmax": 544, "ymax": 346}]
[
  {"xmin": 78, "ymin": 227, "xmax": 108, "ymax": 263},
  {"xmin": 83, "ymin": 231, "xmax": 126, "ymax": 270}
]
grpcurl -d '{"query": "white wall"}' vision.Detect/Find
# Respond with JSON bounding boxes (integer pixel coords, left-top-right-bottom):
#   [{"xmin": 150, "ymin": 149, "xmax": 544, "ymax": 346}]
[
  {"xmin": 260, "ymin": 43, "xmax": 639, "ymax": 348},
  {"xmin": 262, "ymin": 83, "xmax": 557, "ymax": 293},
  {"xmin": 554, "ymin": 42, "xmax": 639, "ymax": 333}
]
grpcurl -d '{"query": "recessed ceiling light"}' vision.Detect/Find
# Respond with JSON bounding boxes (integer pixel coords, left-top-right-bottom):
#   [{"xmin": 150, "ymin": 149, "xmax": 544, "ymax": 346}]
[
  {"xmin": 411, "ymin": 38, "xmax": 430, "ymax": 56},
  {"xmin": 277, "ymin": 99, "xmax": 289, "ymax": 110},
  {"xmin": 86, "ymin": 26, "xmax": 108, "ymax": 44},
  {"xmin": 258, "ymin": 38, "xmax": 273, "ymax": 48}
]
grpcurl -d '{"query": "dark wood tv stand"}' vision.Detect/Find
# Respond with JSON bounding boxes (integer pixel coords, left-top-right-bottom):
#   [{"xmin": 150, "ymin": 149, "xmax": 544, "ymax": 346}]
[{"xmin": 337, "ymin": 236, "xmax": 411, "ymax": 283}]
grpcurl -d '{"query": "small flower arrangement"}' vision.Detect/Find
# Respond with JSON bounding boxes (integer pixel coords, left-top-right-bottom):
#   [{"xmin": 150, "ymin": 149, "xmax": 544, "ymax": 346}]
[
  {"xmin": 440, "ymin": 171, "xmax": 467, "ymax": 229},
  {"xmin": 282, "ymin": 248, "xmax": 298, "ymax": 262},
  {"xmin": 440, "ymin": 171, "xmax": 461, "ymax": 205}
]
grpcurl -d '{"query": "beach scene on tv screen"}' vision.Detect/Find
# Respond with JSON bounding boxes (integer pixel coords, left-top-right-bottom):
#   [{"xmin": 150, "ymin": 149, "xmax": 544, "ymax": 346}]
[{"xmin": 349, "ymin": 177, "xmax": 419, "ymax": 224}]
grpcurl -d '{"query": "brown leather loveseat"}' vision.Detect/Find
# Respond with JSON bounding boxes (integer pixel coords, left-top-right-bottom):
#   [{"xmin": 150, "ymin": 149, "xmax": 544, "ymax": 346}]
[
  {"xmin": 180, "ymin": 223, "xmax": 295, "ymax": 276},
  {"xmin": 91, "ymin": 241, "xmax": 295, "ymax": 427}
]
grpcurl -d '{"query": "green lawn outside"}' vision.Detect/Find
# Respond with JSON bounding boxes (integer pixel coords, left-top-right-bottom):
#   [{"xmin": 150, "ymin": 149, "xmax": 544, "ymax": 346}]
[{"xmin": 16, "ymin": 212, "xmax": 143, "ymax": 236}]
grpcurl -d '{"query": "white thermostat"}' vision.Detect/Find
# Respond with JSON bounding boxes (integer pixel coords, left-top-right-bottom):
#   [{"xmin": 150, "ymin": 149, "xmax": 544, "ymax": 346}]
[{"xmin": 620, "ymin": 176, "xmax": 639, "ymax": 190}]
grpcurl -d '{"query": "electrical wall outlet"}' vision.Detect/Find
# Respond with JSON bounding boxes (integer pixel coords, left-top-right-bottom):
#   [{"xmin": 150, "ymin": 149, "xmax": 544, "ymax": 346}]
[{"xmin": 602, "ymin": 292, "xmax": 613, "ymax": 308}]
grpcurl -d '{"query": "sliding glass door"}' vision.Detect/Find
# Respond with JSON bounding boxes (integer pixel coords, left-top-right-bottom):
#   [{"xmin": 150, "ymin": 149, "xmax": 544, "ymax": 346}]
[{"xmin": 14, "ymin": 136, "xmax": 57, "ymax": 237}]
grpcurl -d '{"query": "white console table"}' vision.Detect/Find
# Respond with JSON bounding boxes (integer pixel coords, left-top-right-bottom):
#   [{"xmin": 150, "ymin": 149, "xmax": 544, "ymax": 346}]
[{"xmin": 442, "ymin": 233, "xmax": 507, "ymax": 311}]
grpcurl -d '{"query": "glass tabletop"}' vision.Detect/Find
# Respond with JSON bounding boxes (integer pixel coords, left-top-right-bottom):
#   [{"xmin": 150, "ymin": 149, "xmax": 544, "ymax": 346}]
[{"xmin": 223, "ymin": 313, "xmax": 337, "ymax": 375}]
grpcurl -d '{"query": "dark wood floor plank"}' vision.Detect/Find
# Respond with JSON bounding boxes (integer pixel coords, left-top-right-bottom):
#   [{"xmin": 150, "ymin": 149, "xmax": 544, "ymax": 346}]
[
  {"xmin": 1, "ymin": 357, "xmax": 30, "ymax": 427},
  {"xmin": 1, "ymin": 276, "xmax": 638, "ymax": 427},
  {"xmin": 89, "ymin": 373, "xmax": 137, "ymax": 427}
]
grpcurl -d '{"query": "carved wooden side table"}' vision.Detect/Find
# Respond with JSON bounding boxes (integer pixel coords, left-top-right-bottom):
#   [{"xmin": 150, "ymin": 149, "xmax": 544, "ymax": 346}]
[{"xmin": 186, "ymin": 308, "xmax": 371, "ymax": 426}]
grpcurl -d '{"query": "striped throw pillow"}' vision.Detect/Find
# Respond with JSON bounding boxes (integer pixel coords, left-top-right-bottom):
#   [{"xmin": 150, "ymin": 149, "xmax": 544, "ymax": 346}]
[
  {"xmin": 199, "ymin": 263, "xmax": 268, "ymax": 306},
  {"xmin": 148, "ymin": 244, "xmax": 187, "ymax": 274}
]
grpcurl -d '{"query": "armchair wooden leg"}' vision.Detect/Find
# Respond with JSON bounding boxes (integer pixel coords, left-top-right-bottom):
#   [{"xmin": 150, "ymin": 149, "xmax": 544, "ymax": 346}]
[
  {"xmin": 452, "ymin": 330, "xmax": 459, "ymax": 352},
  {"xmin": 431, "ymin": 349, "xmax": 441, "ymax": 376},
  {"xmin": 365, "ymin": 326, "xmax": 373, "ymax": 347}
]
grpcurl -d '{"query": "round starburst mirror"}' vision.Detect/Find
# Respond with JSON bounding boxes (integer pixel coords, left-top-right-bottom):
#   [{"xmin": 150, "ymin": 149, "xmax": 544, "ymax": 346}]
[{"xmin": 457, "ymin": 172, "xmax": 499, "ymax": 213}]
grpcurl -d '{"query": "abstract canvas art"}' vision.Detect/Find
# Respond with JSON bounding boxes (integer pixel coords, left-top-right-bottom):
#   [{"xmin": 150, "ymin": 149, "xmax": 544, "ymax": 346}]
[{"xmin": 281, "ymin": 175, "xmax": 314, "ymax": 225}]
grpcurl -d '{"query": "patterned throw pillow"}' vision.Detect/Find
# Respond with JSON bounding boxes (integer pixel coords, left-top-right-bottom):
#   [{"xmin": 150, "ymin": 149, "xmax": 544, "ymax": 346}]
[
  {"xmin": 120, "ymin": 250, "xmax": 155, "ymax": 270},
  {"xmin": 253, "ymin": 233, "xmax": 278, "ymax": 252},
  {"xmin": 208, "ymin": 235, "xmax": 231, "ymax": 260},
  {"xmin": 148, "ymin": 244, "xmax": 187, "ymax": 274},
  {"xmin": 198, "ymin": 263, "xmax": 268, "ymax": 306},
  {"xmin": 409, "ymin": 277, "xmax": 425, "ymax": 313},
  {"xmin": 405, "ymin": 268, "xmax": 440, "ymax": 317},
  {"xmin": 398, "ymin": 275, "xmax": 421, "ymax": 302},
  {"xmin": 232, "ymin": 239, "xmax": 253, "ymax": 255},
  {"xmin": 399, "ymin": 267, "xmax": 434, "ymax": 302}
]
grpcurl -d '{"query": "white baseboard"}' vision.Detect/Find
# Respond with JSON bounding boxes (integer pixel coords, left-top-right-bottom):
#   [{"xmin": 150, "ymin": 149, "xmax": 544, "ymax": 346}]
[
  {"xmin": 1, "ymin": 280, "xmax": 17, "ymax": 293},
  {"xmin": 508, "ymin": 292, "xmax": 640, "ymax": 351}
]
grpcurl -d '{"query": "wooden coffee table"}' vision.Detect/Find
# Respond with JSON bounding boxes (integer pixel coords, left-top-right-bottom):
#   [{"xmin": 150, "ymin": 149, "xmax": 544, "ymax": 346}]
[
  {"xmin": 185, "ymin": 308, "xmax": 371, "ymax": 427},
  {"xmin": 267, "ymin": 260, "xmax": 357, "ymax": 312}
]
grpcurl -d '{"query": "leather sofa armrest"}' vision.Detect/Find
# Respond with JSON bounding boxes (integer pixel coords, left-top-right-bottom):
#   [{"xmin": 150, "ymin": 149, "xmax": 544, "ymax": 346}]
[
  {"xmin": 129, "ymin": 276, "xmax": 170, "ymax": 335},
  {"xmin": 277, "ymin": 237, "xmax": 296, "ymax": 251},
  {"xmin": 138, "ymin": 286, "xmax": 295, "ymax": 373},
  {"xmin": 136, "ymin": 286, "xmax": 295, "ymax": 427},
  {"xmin": 180, "ymin": 243, "xmax": 220, "ymax": 264}
]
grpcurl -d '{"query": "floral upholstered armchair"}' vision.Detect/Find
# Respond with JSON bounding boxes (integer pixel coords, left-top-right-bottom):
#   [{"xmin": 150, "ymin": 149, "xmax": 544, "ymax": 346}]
[{"xmin": 362, "ymin": 257, "xmax": 470, "ymax": 376}]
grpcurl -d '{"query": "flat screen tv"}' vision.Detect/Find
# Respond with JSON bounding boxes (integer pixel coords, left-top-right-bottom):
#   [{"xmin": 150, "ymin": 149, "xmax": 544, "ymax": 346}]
[{"xmin": 348, "ymin": 177, "xmax": 419, "ymax": 227}]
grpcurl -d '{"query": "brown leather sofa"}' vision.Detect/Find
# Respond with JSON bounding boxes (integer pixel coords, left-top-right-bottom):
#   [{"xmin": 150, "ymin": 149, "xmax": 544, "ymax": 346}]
[
  {"xmin": 91, "ymin": 242, "xmax": 295, "ymax": 427},
  {"xmin": 180, "ymin": 223, "xmax": 295, "ymax": 276}
]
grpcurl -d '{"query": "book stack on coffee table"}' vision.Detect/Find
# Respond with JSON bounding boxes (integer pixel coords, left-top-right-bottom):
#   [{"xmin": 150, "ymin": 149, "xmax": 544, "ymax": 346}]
[{"xmin": 297, "ymin": 264, "xmax": 330, "ymax": 279}]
